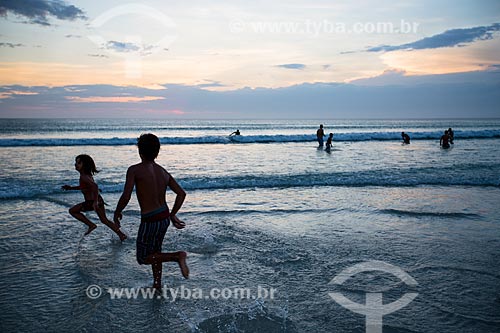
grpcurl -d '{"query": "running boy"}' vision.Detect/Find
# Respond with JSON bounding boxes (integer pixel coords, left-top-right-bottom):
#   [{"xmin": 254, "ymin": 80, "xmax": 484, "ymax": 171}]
[
  {"xmin": 62, "ymin": 154, "xmax": 127, "ymax": 240},
  {"xmin": 114, "ymin": 134, "xmax": 189, "ymax": 289}
]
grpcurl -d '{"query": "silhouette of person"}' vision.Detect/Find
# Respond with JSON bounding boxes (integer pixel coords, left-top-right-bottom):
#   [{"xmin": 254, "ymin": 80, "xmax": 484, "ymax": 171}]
[
  {"xmin": 440, "ymin": 130, "xmax": 450, "ymax": 149},
  {"xmin": 325, "ymin": 133, "xmax": 334, "ymax": 152},
  {"xmin": 114, "ymin": 134, "xmax": 189, "ymax": 289},
  {"xmin": 316, "ymin": 124, "xmax": 325, "ymax": 147},
  {"xmin": 448, "ymin": 128, "xmax": 454, "ymax": 144},
  {"xmin": 401, "ymin": 132, "xmax": 410, "ymax": 144}
]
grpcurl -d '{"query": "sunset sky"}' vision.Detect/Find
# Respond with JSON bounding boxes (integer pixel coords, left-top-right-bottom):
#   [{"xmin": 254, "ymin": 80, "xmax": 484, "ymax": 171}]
[{"xmin": 0, "ymin": 0, "xmax": 499, "ymax": 118}]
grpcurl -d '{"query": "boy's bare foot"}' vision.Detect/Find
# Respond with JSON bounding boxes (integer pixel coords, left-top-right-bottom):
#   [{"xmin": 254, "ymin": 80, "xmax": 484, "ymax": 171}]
[
  {"xmin": 84, "ymin": 224, "xmax": 97, "ymax": 236},
  {"xmin": 177, "ymin": 251, "xmax": 189, "ymax": 279}
]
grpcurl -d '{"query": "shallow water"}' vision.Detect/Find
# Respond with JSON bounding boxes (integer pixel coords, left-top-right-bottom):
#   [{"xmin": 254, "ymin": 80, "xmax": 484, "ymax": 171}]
[{"xmin": 1, "ymin": 119, "xmax": 499, "ymax": 332}]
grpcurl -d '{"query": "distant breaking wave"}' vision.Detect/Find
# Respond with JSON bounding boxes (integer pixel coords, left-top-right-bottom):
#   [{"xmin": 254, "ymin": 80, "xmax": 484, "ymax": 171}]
[
  {"xmin": 1, "ymin": 129, "xmax": 499, "ymax": 147},
  {"xmin": 2, "ymin": 165, "xmax": 499, "ymax": 200}
]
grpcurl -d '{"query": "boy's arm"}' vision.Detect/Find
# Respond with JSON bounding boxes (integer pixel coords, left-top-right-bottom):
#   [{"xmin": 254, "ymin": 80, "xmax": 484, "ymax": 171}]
[
  {"xmin": 114, "ymin": 167, "xmax": 135, "ymax": 225},
  {"xmin": 168, "ymin": 175, "xmax": 186, "ymax": 229}
]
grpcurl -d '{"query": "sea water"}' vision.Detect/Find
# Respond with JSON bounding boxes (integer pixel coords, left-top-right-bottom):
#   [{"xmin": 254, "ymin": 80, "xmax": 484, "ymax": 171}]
[{"xmin": 0, "ymin": 119, "xmax": 499, "ymax": 332}]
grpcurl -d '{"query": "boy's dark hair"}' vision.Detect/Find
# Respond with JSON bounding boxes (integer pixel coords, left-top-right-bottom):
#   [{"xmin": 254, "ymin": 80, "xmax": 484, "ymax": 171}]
[
  {"xmin": 137, "ymin": 133, "xmax": 160, "ymax": 161},
  {"xmin": 76, "ymin": 154, "xmax": 99, "ymax": 175}
]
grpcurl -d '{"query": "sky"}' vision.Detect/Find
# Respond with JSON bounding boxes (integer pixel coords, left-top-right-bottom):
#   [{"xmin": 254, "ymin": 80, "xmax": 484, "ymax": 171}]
[{"xmin": 0, "ymin": 0, "xmax": 499, "ymax": 118}]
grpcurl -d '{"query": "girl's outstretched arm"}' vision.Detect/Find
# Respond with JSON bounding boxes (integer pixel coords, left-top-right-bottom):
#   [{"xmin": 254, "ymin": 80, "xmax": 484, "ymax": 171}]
[{"xmin": 61, "ymin": 184, "xmax": 80, "ymax": 191}]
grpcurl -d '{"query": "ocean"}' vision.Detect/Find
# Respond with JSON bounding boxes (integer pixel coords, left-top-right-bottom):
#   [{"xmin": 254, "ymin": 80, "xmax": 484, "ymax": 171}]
[{"xmin": 0, "ymin": 118, "xmax": 499, "ymax": 332}]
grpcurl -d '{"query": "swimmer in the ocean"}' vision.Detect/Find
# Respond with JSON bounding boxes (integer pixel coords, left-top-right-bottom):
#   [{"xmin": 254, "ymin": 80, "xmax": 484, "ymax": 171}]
[
  {"xmin": 325, "ymin": 133, "xmax": 334, "ymax": 152},
  {"xmin": 401, "ymin": 132, "xmax": 410, "ymax": 144},
  {"xmin": 440, "ymin": 130, "xmax": 450, "ymax": 149}
]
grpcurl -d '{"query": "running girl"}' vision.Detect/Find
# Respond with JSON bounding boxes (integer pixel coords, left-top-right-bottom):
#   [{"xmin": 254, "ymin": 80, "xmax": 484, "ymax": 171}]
[{"xmin": 62, "ymin": 154, "xmax": 127, "ymax": 240}]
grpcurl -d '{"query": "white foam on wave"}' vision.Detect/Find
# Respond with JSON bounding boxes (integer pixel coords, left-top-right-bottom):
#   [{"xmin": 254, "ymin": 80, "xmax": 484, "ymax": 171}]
[
  {"xmin": 2, "ymin": 166, "xmax": 498, "ymax": 200},
  {"xmin": 0, "ymin": 130, "xmax": 499, "ymax": 146}
]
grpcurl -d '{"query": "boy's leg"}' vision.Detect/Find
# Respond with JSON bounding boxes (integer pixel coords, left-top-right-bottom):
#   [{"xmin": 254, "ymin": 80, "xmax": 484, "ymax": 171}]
[
  {"xmin": 145, "ymin": 251, "xmax": 189, "ymax": 279},
  {"xmin": 152, "ymin": 263, "xmax": 162, "ymax": 289},
  {"xmin": 69, "ymin": 204, "xmax": 97, "ymax": 235},
  {"xmin": 95, "ymin": 206, "xmax": 127, "ymax": 241}
]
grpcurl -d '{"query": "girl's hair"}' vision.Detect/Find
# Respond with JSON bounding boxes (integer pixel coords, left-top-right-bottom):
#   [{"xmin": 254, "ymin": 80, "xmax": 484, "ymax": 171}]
[{"xmin": 76, "ymin": 154, "xmax": 99, "ymax": 175}]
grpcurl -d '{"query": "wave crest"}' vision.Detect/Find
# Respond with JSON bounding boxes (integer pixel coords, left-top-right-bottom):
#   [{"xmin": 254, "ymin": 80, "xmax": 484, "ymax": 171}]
[{"xmin": 1, "ymin": 129, "xmax": 499, "ymax": 147}]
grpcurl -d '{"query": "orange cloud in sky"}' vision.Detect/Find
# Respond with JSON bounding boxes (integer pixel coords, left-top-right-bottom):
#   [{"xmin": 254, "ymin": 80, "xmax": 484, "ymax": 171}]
[
  {"xmin": 0, "ymin": 37, "xmax": 498, "ymax": 90},
  {"xmin": 169, "ymin": 109, "xmax": 184, "ymax": 115},
  {"xmin": 139, "ymin": 108, "xmax": 186, "ymax": 115},
  {"xmin": 0, "ymin": 90, "xmax": 39, "ymax": 99},
  {"xmin": 380, "ymin": 39, "xmax": 500, "ymax": 75},
  {"xmin": 0, "ymin": 61, "xmax": 180, "ymax": 88},
  {"xmin": 66, "ymin": 96, "xmax": 165, "ymax": 103}
]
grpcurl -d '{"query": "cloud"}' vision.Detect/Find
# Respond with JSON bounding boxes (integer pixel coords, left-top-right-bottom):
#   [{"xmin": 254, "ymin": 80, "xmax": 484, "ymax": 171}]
[
  {"xmin": 87, "ymin": 54, "xmax": 108, "ymax": 58},
  {"xmin": 65, "ymin": 34, "xmax": 81, "ymax": 38},
  {"xmin": 105, "ymin": 41, "xmax": 140, "ymax": 53},
  {"xmin": 350, "ymin": 68, "xmax": 500, "ymax": 86},
  {"xmin": 1, "ymin": 70, "xmax": 499, "ymax": 118},
  {"xmin": 63, "ymin": 87, "xmax": 86, "ymax": 92},
  {"xmin": 275, "ymin": 63, "xmax": 306, "ymax": 70},
  {"xmin": 0, "ymin": 42, "xmax": 25, "ymax": 48},
  {"xmin": 103, "ymin": 41, "xmax": 160, "ymax": 56},
  {"xmin": 0, "ymin": 0, "xmax": 86, "ymax": 26},
  {"xmin": 368, "ymin": 23, "xmax": 500, "ymax": 52},
  {"xmin": 66, "ymin": 96, "xmax": 165, "ymax": 103},
  {"xmin": 0, "ymin": 89, "xmax": 39, "ymax": 99},
  {"xmin": 196, "ymin": 81, "xmax": 225, "ymax": 88}
]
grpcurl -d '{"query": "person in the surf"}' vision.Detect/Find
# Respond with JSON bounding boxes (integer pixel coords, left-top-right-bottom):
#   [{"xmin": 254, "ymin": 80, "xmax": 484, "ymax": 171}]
[
  {"xmin": 448, "ymin": 128, "xmax": 454, "ymax": 144},
  {"xmin": 114, "ymin": 134, "xmax": 189, "ymax": 290},
  {"xmin": 317, "ymin": 124, "xmax": 325, "ymax": 147},
  {"xmin": 440, "ymin": 130, "xmax": 451, "ymax": 149},
  {"xmin": 325, "ymin": 133, "xmax": 334, "ymax": 152},
  {"xmin": 401, "ymin": 132, "xmax": 411, "ymax": 144},
  {"xmin": 61, "ymin": 154, "xmax": 127, "ymax": 240},
  {"xmin": 229, "ymin": 129, "xmax": 240, "ymax": 136}
]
